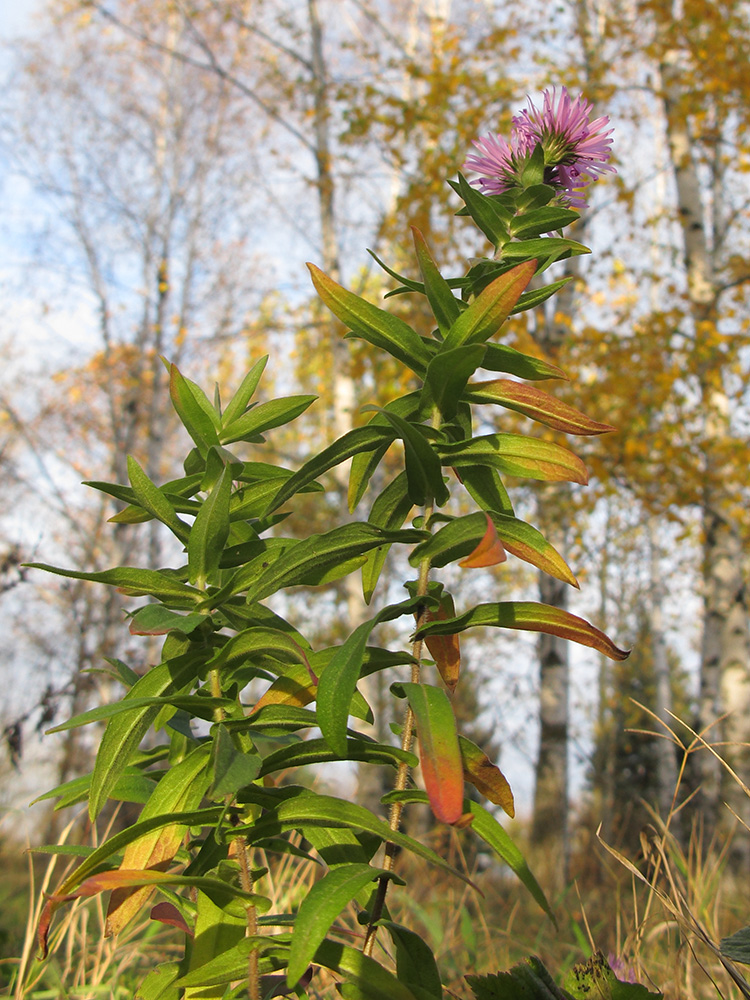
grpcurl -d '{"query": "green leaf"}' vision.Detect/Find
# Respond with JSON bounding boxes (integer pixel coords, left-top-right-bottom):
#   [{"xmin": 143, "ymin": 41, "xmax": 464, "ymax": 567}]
[
  {"xmin": 386, "ymin": 788, "xmax": 552, "ymax": 922},
  {"xmin": 287, "ymin": 864, "xmax": 401, "ymax": 987},
  {"xmin": 135, "ymin": 961, "xmax": 182, "ymax": 1000},
  {"xmin": 443, "ymin": 260, "xmax": 536, "ymax": 351},
  {"xmin": 128, "ymin": 605, "xmax": 208, "ymax": 636},
  {"xmin": 209, "ymin": 724, "xmax": 262, "ymax": 797},
  {"xmin": 371, "ymin": 408, "xmax": 450, "ymax": 506},
  {"xmin": 244, "ymin": 523, "xmax": 424, "ymax": 604},
  {"xmin": 362, "ymin": 472, "xmax": 413, "ymax": 602},
  {"xmin": 220, "ymin": 394, "xmax": 316, "ymax": 445},
  {"xmin": 89, "ymin": 653, "xmax": 201, "ymax": 819},
  {"xmin": 512, "ymin": 276, "xmax": 575, "ymax": 316},
  {"xmin": 317, "ymin": 596, "xmax": 426, "ymax": 756},
  {"xmin": 258, "ymin": 737, "xmax": 418, "ymax": 777},
  {"xmin": 422, "ymin": 345, "xmax": 486, "ymax": 421},
  {"xmin": 220, "ymin": 355, "xmax": 268, "ymax": 426},
  {"xmin": 520, "ymin": 143, "xmax": 545, "ymax": 186},
  {"xmin": 126, "ymin": 457, "xmax": 189, "ymax": 542},
  {"xmin": 26, "ymin": 563, "xmax": 201, "ymax": 603},
  {"xmin": 232, "ymin": 787, "xmax": 474, "ymax": 886},
  {"xmin": 188, "ymin": 464, "xmax": 232, "ymax": 588},
  {"xmin": 32, "ymin": 767, "xmax": 156, "ymax": 811},
  {"xmin": 263, "ymin": 424, "xmax": 395, "ymax": 515},
  {"xmin": 510, "ymin": 206, "xmax": 580, "ymax": 238},
  {"xmin": 308, "ymin": 263, "xmax": 431, "ymax": 374},
  {"xmin": 481, "ymin": 343, "xmax": 567, "ymax": 381},
  {"xmin": 466, "ymin": 379, "xmax": 615, "ymax": 435},
  {"xmin": 721, "ymin": 927, "xmax": 750, "ymax": 964},
  {"xmin": 381, "ymin": 921, "xmax": 443, "ymax": 1000},
  {"xmin": 438, "ymin": 434, "xmax": 589, "ymax": 485},
  {"xmin": 413, "ymin": 601, "xmax": 630, "ymax": 660},
  {"xmin": 169, "ymin": 363, "xmax": 220, "ymax": 452},
  {"xmin": 175, "ymin": 936, "xmax": 289, "ymax": 988},
  {"xmin": 314, "ymin": 938, "xmax": 423, "ymax": 1000},
  {"xmin": 410, "ymin": 511, "xmax": 577, "ymax": 586},
  {"xmin": 448, "ymin": 173, "xmax": 512, "ymax": 247},
  {"xmin": 396, "ymin": 682, "xmax": 464, "ymax": 825},
  {"xmin": 500, "ymin": 237, "xmax": 590, "ymax": 263},
  {"xmin": 453, "ymin": 465, "xmax": 513, "ymax": 516},
  {"xmin": 412, "ymin": 226, "xmax": 461, "ymax": 335}
]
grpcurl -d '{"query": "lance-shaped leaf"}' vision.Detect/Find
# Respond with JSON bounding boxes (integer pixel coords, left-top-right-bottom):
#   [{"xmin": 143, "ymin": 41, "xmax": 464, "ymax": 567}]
[
  {"xmin": 287, "ymin": 863, "xmax": 403, "ymax": 987},
  {"xmin": 395, "ymin": 682, "xmax": 465, "ymax": 825},
  {"xmin": 231, "ymin": 789, "xmax": 474, "ymax": 886},
  {"xmin": 263, "ymin": 424, "xmax": 395, "ymax": 515},
  {"xmin": 308, "ymin": 263, "xmax": 431, "ymax": 374},
  {"xmin": 361, "ymin": 471, "xmax": 413, "ymax": 603},
  {"xmin": 128, "ymin": 605, "xmax": 207, "ymax": 636},
  {"xmin": 106, "ymin": 745, "xmax": 213, "ymax": 934},
  {"xmin": 38, "ymin": 806, "xmax": 224, "ymax": 954},
  {"xmin": 209, "ymin": 723, "xmax": 262, "ymax": 798},
  {"xmin": 438, "ymin": 434, "xmax": 589, "ymax": 485},
  {"xmin": 26, "ymin": 563, "xmax": 201, "ymax": 604},
  {"xmin": 481, "ymin": 342, "xmax": 567, "ymax": 381},
  {"xmin": 421, "ymin": 344, "xmax": 486, "ymax": 421},
  {"xmin": 414, "ymin": 601, "xmax": 630, "ymax": 660},
  {"xmin": 459, "ymin": 735, "xmax": 514, "ymax": 817},
  {"xmin": 500, "ymin": 236, "xmax": 590, "ymax": 261},
  {"xmin": 370, "ymin": 407, "xmax": 450, "ymax": 506},
  {"xmin": 381, "ymin": 921, "xmax": 443, "ymax": 1000},
  {"xmin": 412, "ymin": 226, "xmax": 461, "ymax": 336},
  {"xmin": 314, "ymin": 939, "xmax": 423, "ymax": 1000},
  {"xmin": 219, "ymin": 355, "xmax": 268, "ymax": 427},
  {"xmin": 466, "ymin": 379, "xmax": 616, "ymax": 435},
  {"xmin": 420, "ymin": 591, "xmax": 461, "ymax": 691},
  {"xmin": 458, "ymin": 513, "xmax": 507, "ymax": 568},
  {"xmin": 317, "ymin": 595, "xmax": 428, "ymax": 756},
  {"xmin": 169, "ymin": 363, "xmax": 220, "ymax": 453},
  {"xmin": 244, "ymin": 522, "xmax": 424, "ymax": 604},
  {"xmin": 448, "ymin": 172, "xmax": 512, "ymax": 247},
  {"xmin": 126, "ymin": 457, "xmax": 190, "ymax": 542},
  {"xmin": 188, "ymin": 464, "xmax": 232, "ymax": 588},
  {"xmin": 454, "ymin": 465, "xmax": 513, "ymax": 516},
  {"xmin": 383, "ymin": 788, "xmax": 552, "ymax": 921},
  {"xmin": 442, "ymin": 260, "xmax": 537, "ymax": 351},
  {"xmin": 512, "ymin": 276, "xmax": 574, "ymax": 315},
  {"xmin": 510, "ymin": 206, "xmax": 580, "ymax": 238},
  {"xmin": 220, "ymin": 394, "xmax": 316, "ymax": 445},
  {"xmin": 89, "ymin": 652, "xmax": 202, "ymax": 820},
  {"xmin": 411, "ymin": 511, "xmax": 577, "ymax": 586},
  {"xmin": 258, "ymin": 737, "xmax": 417, "ymax": 777}
]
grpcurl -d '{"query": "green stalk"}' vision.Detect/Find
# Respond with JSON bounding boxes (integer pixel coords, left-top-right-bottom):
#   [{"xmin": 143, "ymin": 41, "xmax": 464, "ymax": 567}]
[{"xmin": 209, "ymin": 666, "xmax": 259, "ymax": 1000}]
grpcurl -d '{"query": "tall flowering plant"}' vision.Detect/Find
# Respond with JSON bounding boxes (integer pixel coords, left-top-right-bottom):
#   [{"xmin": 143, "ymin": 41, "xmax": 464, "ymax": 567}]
[{"xmin": 28, "ymin": 89, "xmax": 655, "ymax": 999}]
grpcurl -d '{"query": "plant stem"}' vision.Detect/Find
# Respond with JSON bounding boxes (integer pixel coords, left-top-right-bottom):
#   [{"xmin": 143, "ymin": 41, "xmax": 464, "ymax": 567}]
[
  {"xmin": 210, "ymin": 666, "xmax": 260, "ymax": 1000},
  {"xmin": 362, "ymin": 503, "xmax": 434, "ymax": 957}
]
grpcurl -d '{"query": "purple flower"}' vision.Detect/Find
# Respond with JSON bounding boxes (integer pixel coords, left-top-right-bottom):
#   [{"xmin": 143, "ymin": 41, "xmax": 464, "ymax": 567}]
[{"xmin": 464, "ymin": 86, "xmax": 615, "ymax": 208}]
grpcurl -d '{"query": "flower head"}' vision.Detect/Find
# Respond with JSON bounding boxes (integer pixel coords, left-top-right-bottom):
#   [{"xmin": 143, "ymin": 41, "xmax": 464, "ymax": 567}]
[{"xmin": 464, "ymin": 86, "xmax": 615, "ymax": 208}]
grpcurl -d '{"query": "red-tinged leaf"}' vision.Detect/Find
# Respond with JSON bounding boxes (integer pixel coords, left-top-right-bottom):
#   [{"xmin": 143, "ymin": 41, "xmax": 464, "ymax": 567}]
[
  {"xmin": 459, "ymin": 735, "xmax": 515, "ymax": 817},
  {"xmin": 397, "ymin": 682, "xmax": 464, "ymax": 825},
  {"xmin": 466, "ymin": 379, "xmax": 616, "ymax": 435},
  {"xmin": 307, "ymin": 263, "xmax": 430, "ymax": 373},
  {"xmin": 106, "ymin": 747, "xmax": 211, "ymax": 935},
  {"xmin": 458, "ymin": 513, "xmax": 507, "ymax": 568},
  {"xmin": 250, "ymin": 661, "xmax": 317, "ymax": 713},
  {"xmin": 151, "ymin": 901, "xmax": 193, "ymax": 935},
  {"xmin": 419, "ymin": 593, "xmax": 461, "ymax": 692},
  {"xmin": 413, "ymin": 601, "xmax": 630, "ymax": 661},
  {"xmin": 443, "ymin": 259, "xmax": 537, "ymax": 350},
  {"xmin": 439, "ymin": 434, "xmax": 589, "ymax": 485}
]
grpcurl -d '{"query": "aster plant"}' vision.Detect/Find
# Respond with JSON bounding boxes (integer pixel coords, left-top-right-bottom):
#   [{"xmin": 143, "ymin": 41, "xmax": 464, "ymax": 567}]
[{"xmin": 27, "ymin": 90, "xmax": 657, "ymax": 1000}]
